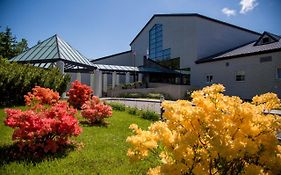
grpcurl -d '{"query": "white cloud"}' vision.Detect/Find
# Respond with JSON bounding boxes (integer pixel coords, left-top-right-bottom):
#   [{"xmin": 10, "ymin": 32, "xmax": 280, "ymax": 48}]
[
  {"xmin": 240, "ymin": 0, "xmax": 258, "ymax": 14},
  {"xmin": 222, "ymin": 8, "xmax": 236, "ymax": 17}
]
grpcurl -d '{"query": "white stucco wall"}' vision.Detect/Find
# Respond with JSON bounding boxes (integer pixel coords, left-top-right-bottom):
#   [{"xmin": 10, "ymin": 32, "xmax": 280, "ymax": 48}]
[{"xmin": 193, "ymin": 51, "xmax": 281, "ymax": 99}]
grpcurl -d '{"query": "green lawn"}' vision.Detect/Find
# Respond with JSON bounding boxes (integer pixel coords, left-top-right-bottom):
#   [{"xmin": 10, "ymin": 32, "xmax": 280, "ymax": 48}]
[{"xmin": 0, "ymin": 107, "xmax": 159, "ymax": 175}]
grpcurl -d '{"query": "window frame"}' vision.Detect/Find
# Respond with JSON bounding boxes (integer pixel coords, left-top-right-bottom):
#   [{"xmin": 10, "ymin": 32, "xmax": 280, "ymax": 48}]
[
  {"xmin": 277, "ymin": 68, "xmax": 281, "ymax": 80},
  {"xmin": 235, "ymin": 71, "xmax": 245, "ymax": 82}
]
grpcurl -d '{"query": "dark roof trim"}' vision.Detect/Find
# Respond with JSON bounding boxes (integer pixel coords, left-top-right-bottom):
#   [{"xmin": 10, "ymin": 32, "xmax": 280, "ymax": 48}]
[
  {"xmin": 129, "ymin": 13, "xmax": 261, "ymax": 46},
  {"xmin": 254, "ymin": 32, "xmax": 280, "ymax": 46},
  {"xmin": 195, "ymin": 48, "xmax": 281, "ymax": 64},
  {"xmin": 91, "ymin": 50, "xmax": 131, "ymax": 62}
]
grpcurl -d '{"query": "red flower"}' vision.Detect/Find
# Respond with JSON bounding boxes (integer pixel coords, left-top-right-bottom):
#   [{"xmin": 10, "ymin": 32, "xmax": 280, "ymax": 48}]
[{"xmin": 67, "ymin": 80, "xmax": 93, "ymax": 109}]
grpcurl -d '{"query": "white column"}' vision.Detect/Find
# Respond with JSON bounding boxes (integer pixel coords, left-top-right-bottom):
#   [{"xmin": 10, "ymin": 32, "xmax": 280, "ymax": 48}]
[
  {"xmin": 98, "ymin": 70, "xmax": 103, "ymax": 97},
  {"xmin": 138, "ymin": 73, "xmax": 143, "ymax": 82},
  {"xmin": 94, "ymin": 69, "xmax": 102, "ymax": 97},
  {"xmin": 125, "ymin": 72, "xmax": 130, "ymax": 83},
  {"xmin": 76, "ymin": 72, "xmax": 81, "ymax": 82},
  {"xmin": 90, "ymin": 72, "xmax": 95, "ymax": 90},
  {"xmin": 56, "ymin": 61, "xmax": 66, "ymax": 98},
  {"xmin": 56, "ymin": 60, "xmax": 64, "ymax": 74},
  {"xmin": 116, "ymin": 74, "xmax": 120, "ymax": 86},
  {"xmin": 103, "ymin": 73, "xmax": 108, "ymax": 93},
  {"xmin": 112, "ymin": 71, "xmax": 117, "ymax": 89}
]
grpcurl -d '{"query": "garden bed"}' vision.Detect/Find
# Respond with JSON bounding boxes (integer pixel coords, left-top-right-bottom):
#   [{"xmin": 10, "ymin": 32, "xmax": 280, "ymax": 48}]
[{"xmin": 0, "ymin": 108, "xmax": 158, "ymax": 175}]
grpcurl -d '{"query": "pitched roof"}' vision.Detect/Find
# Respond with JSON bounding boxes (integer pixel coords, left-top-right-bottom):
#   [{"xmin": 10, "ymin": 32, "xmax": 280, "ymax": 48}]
[
  {"xmin": 196, "ymin": 32, "xmax": 281, "ymax": 64},
  {"xmin": 130, "ymin": 13, "xmax": 260, "ymax": 45},
  {"xmin": 9, "ymin": 34, "xmax": 93, "ymax": 68}
]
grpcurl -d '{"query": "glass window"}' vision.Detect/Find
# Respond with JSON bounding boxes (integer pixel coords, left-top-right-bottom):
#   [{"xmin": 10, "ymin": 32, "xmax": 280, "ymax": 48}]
[
  {"xmin": 260, "ymin": 56, "xmax": 272, "ymax": 63},
  {"xmin": 149, "ymin": 24, "xmax": 171, "ymax": 61},
  {"xmin": 236, "ymin": 71, "xmax": 245, "ymax": 81},
  {"xmin": 206, "ymin": 75, "xmax": 213, "ymax": 83},
  {"xmin": 277, "ymin": 68, "xmax": 281, "ymax": 79}
]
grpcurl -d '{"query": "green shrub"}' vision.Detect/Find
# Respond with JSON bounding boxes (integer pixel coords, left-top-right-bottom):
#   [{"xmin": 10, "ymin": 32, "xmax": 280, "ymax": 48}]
[
  {"xmin": 0, "ymin": 58, "xmax": 70, "ymax": 106},
  {"xmin": 106, "ymin": 102, "xmax": 126, "ymax": 111},
  {"xmin": 140, "ymin": 110, "xmax": 159, "ymax": 121},
  {"xmin": 127, "ymin": 106, "xmax": 139, "ymax": 115},
  {"xmin": 146, "ymin": 93, "xmax": 163, "ymax": 99},
  {"xmin": 119, "ymin": 92, "xmax": 144, "ymax": 98}
]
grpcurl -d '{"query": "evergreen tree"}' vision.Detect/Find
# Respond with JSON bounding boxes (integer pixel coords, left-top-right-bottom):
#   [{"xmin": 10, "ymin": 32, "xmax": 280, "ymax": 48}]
[{"xmin": 0, "ymin": 26, "xmax": 29, "ymax": 59}]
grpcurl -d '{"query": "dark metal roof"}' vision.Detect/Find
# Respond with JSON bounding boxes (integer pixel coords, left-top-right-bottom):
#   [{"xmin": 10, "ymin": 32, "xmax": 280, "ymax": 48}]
[
  {"xmin": 91, "ymin": 50, "xmax": 132, "ymax": 62},
  {"xmin": 130, "ymin": 13, "xmax": 261, "ymax": 45},
  {"xmin": 196, "ymin": 32, "xmax": 281, "ymax": 64},
  {"xmin": 9, "ymin": 34, "xmax": 94, "ymax": 70}
]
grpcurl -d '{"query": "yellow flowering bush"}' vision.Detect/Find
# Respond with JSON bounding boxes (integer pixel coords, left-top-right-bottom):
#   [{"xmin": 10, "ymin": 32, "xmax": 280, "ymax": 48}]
[{"xmin": 126, "ymin": 84, "xmax": 281, "ymax": 175}]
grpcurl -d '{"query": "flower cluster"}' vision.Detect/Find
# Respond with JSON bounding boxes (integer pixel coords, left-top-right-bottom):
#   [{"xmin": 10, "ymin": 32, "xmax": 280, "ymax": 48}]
[
  {"xmin": 127, "ymin": 84, "xmax": 281, "ymax": 175},
  {"xmin": 67, "ymin": 80, "xmax": 93, "ymax": 109},
  {"xmin": 4, "ymin": 101, "xmax": 82, "ymax": 154},
  {"xmin": 81, "ymin": 96, "xmax": 112, "ymax": 124},
  {"xmin": 24, "ymin": 86, "xmax": 60, "ymax": 106}
]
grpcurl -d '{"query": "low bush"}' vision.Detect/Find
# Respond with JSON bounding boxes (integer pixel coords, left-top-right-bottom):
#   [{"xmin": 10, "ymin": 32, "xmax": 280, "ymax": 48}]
[
  {"xmin": 140, "ymin": 110, "xmax": 159, "ymax": 121},
  {"xmin": 0, "ymin": 58, "xmax": 70, "ymax": 106},
  {"xmin": 127, "ymin": 84, "xmax": 281, "ymax": 175},
  {"xmin": 119, "ymin": 92, "xmax": 144, "ymax": 98},
  {"xmin": 107, "ymin": 102, "xmax": 126, "ymax": 111},
  {"xmin": 81, "ymin": 96, "xmax": 112, "ymax": 124},
  {"xmin": 24, "ymin": 86, "xmax": 60, "ymax": 106},
  {"xmin": 4, "ymin": 101, "xmax": 82, "ymax": 154},
  {"xmin": 67, "ymin": 80, "xmax": 93, "ymax": 109},
  {"xmin": 127, "ymin": 106, "xmax": 139, "ymax": 115}
]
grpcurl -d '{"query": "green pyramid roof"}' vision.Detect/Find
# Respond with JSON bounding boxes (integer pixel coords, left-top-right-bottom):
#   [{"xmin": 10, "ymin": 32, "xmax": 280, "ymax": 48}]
[{"xmin": 9, "ymin": 34, "xmax": 94, "ymax": 70}]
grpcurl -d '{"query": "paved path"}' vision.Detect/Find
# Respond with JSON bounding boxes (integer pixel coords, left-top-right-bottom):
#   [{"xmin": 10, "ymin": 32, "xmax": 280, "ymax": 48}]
[{"xmin": 101, "ymin": 98, "xmax": 164, "ymax": 113}]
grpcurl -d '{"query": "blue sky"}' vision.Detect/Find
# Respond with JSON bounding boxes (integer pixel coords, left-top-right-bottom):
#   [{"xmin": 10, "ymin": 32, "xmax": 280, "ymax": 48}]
[{"xmin": 1, "ymin": 0, "xmax": 280, "ymax": 60}]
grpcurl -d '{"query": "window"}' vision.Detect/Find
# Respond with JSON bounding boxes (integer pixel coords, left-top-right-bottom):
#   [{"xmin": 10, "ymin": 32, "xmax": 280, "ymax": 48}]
[
  {"xmin": 260, "ymin": 56, "xmax": 272, "ymax": 63},
  {"xmin": 277, "ymin": 68, "xmax": 281, "ymax": 79},
  {"xmin": 262, "ymin": 37, "xmax": 270, "ymax": 44},
  {"xmin": 236, "ymin": 71, "xmax": 245, "ymax": 81},
  {"xmin": 149, "ymin": 24, "xmax": 171, "ymax": 61},
  {"xmin": 206, "ymin": 75, "xmax": 213, "ymax": 83}
]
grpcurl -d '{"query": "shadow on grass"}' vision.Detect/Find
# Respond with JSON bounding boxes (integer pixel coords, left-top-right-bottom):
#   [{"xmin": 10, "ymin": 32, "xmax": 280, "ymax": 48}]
[
  {"xmin": 0, "ymin": 143, "xmax": 77, "ymax": 166},
  {"xmin": 79, "ymin": 120, "xmax": 109, "ymax": 127}
]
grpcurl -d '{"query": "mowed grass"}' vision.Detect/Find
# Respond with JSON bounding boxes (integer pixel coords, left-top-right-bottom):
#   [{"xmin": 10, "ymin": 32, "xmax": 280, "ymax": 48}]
[{"xmin": 0, "ymin": 107, "xmax": 159, "ymax": 175}]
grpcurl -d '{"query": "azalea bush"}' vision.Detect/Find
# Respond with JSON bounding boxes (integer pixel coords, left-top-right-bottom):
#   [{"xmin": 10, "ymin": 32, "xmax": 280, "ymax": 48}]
[
  {"xmin": 24, "ymin": 86, "xmax": 60, "ymax": 106},
  {"xmin": 4, "ymin": 101, "xmax": 82, "ymax": 154},
  {"xmin": 127, "ymin": 84, "xmax": 281, "ymax": 175},
  {"xmin": 67, "ymin": 80, "xmax": 93, "ymax": 109},
  {"xmin": 81, "ymin": 96, "xmax": 112, "ymax": 124}
]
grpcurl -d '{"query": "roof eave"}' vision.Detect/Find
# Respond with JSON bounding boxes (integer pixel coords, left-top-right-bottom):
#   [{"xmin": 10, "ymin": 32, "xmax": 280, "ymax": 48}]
[{"xmin": 195, "ymin": 48, "xmax": 281, "ymax": 64}]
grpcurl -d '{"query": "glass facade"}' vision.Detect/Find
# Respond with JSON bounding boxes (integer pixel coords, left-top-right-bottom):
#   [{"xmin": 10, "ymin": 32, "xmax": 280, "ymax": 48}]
[{"xmin": 149, "ymin": 24, "xmax": 171, "ymax": 61}]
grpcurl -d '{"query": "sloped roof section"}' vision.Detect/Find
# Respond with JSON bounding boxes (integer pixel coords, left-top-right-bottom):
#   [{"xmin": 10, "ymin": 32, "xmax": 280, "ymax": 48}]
[
  {"xmin": 196, "ymin": 32, "xmax": 281, "ymax": 64},
  {"xmin": 9, "ymin": 34, "xmax": 94, "ymax": 69}
]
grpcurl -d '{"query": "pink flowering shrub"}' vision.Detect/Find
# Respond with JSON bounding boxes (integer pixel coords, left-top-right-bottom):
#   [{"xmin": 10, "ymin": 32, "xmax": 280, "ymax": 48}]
[
  {"xmin": 67, "ymin": 80, "xmax": 93, "ymax": 109},
  {"xmin": 24, "ymin": 86, "xmax": 60, "ymax": 106},
  {"xmin": 4, "ymin": 101, "xmax": 82, "ymax": 154},
  {"xmin": 81, "ymin": 96, "xmax": 112, "ymax": 124}
]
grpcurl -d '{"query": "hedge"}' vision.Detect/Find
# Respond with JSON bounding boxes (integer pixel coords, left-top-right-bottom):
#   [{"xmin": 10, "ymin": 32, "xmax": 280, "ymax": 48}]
[{"xmin": 0, "ymin": 58, "xmax": 70, "ymax": 106}]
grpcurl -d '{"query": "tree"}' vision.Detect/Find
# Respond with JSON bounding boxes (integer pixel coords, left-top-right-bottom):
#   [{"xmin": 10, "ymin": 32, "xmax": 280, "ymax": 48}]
[{"xmin": 0, "ymin": 26, "xmax": 29, "ymax": 59}]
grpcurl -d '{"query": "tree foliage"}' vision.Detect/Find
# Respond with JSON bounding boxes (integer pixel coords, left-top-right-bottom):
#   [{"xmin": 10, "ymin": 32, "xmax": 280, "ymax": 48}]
[
  {"xmin": 127, "ymin": 84, "xmax": 281, "ymax": 175},
  {"xmin": 0, "ymin": 26, "xmax": 28, "ymax": 59},
  {"xmin": 0, "ymin": 58, "xmax": 70, "ymax": 106}
]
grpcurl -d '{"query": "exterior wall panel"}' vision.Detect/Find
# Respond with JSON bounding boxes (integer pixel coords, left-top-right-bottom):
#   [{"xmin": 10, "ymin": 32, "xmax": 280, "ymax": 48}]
[{"xmin": 193, "ymin": 52, "xmax": 281, "ymax": 99}]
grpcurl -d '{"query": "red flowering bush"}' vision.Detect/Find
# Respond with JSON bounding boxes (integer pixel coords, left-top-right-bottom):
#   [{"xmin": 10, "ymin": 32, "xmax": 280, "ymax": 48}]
[
  {"xmin": 24, "ymin": 86, "xmax": 60, "ymax": 106},
  {"xmin": 67, "ymin": 80, "xmax": 93, "ymax": 109},
  {"xmin": 81, "ymin": 96, "xmax": 112, "ymax": 124},
  {"xmin": 4, "ymin": 101, "xmax": 82, "ymax": 154}
]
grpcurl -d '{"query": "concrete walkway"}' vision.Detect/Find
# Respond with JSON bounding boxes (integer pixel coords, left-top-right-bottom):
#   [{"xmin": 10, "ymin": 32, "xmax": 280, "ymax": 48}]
[{"xmin": 101, "ymin": 98, "xmax": 164, "ymax": 113}]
